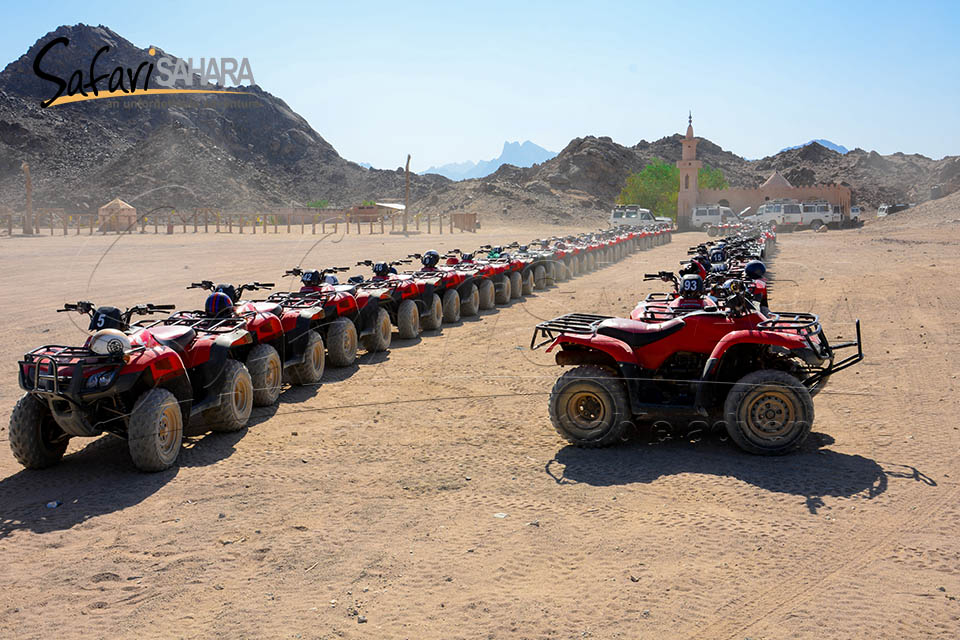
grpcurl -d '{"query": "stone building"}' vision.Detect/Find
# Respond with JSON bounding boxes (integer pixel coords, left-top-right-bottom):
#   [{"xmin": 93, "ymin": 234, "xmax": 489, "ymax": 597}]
[{"xmin": 676, "ymin": 117, "xmax": 852, "ymax": 230}]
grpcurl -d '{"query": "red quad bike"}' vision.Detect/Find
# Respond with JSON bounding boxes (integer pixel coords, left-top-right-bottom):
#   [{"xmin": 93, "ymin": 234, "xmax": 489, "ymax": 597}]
[
  {"xmin": 450, "ymin": 247, "xmax": 514, "ymax": 308},
  {"xmin": 186, "ymin": 279, "xmax": 299, "ymax": 406},
  {"xmin": 271, "ymin": 266, "xmax": 390, "ymax": 365},
  {"xmin": 405, "ymin": 251, "xmax": 484, "ymax": 321},
  {"xmin": 531, "ymin": 288, "xmax": 863, "ymax": 455},
  {"xmin": 350, "ymin": 260, "xmax": 443, "ymax": 339},
  {"xmin": 12, "ymin": 301, "xmax": 256, "ymax": 472}
]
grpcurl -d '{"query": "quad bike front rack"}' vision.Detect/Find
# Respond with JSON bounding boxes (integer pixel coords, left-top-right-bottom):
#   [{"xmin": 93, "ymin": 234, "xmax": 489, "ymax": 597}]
[{"xmin": 530, "ymin": 313, "xmax": 612, "ymax": 350}]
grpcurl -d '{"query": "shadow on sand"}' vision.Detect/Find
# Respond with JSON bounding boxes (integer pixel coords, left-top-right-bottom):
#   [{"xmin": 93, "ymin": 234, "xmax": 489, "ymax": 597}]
[
  {"xmin": 546, "ymin": 432, "xmax": 936, "ymax": 514},
  {"xmin": 0, "ymin": 428, "xmax": 246, "ymax": 540}
]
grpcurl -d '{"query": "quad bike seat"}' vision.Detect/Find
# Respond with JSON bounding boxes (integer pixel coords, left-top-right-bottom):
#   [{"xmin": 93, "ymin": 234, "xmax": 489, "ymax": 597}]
[
  {"xmin": 596, "ymin": 317, "xmax": 685, "ymax": 349},
  {"xmin": 150, "ymin": 325, "xmax": 196, "ymax": 356}
]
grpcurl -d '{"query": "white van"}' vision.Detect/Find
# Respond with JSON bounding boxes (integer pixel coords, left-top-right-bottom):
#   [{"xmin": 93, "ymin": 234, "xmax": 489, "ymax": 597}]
[
  {"xmin": 610, "ymin": 205, "xmax": 664, "ymax": 227},
  {"xmin": 690, "ymin": 204, "xmax": 735, "ymax": 229}
]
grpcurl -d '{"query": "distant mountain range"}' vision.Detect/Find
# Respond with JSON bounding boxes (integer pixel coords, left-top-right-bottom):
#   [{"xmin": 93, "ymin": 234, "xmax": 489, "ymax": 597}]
[
  {"xmin": 780, "ymin": 139, "xmax": 849, "ymax": 154},
  {"xmin": 423, "ymin": 140, "xmax": 555, "ymax": 180}
]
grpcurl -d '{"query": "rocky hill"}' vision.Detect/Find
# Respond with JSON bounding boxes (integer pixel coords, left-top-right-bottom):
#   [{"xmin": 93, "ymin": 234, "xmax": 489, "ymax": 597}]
[
  {"xmin": 0, "ymin": 24, "xmax": 448, "ymax": 213},
  {"xmin": 418, "ymin": 136, "xmax": 959, "ymax": 222}
]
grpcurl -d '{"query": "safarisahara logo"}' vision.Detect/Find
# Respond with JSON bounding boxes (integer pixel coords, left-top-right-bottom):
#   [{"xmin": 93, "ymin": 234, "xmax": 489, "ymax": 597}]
[{"xmin": 32, "ymin": 37, "xmax": 254, "ymax": 108}]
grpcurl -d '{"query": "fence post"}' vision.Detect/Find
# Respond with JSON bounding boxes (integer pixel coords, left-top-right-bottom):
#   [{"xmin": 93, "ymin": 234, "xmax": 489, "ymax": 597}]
[
  {"xmin": 90, "ymin": 215, "xmax": 94, "ymax": 235},
  {"xmin": 286, "ymin": 214, "xmax": 291, "ymax": 234},
  {"xmin": 416, "ymin": 214, "xmax": 420, "ymax": 232},
  {"xmin": 449, "ymin": 214, "xmax": 453, "ymax": 234},
  {"xmin": 391, "ymin": 216, "xmax": 395, "ymax": 232},
  {"xmin": 322, "ymin": 220, "xmax": 326, "ymax": 234},
  {"xmin": 380, "ymin": 217, "xmax": 385, "ymax": 234},
  {"xmin": 63, "ymin": 215, "xmax": 68, "ymax": 236},
  {"xmin": 439, "ymin": 213, "xmax": 443, "ymax": 235},
  {"xmin": 273, "ymin": 217, "xmax": 277, "ymax": 234},
  {"xmin": 193, "ymin": 213, "xmax": 198, "ymax": 233},
  {"xmin": 312, "ymin": 215, "xmax": 316, "ymax": 234},
  {"xmin": 369, "ymin": 220, "xmax": 374, "ymax": 234},
  {"xmin": 301, "ymin": 213, "xmax": 305, "ymax": 234},
  {"xmin": 346, "ymin": 216, "xmax": 349, "ymax": 234},
  {"xmin": 356, "ymin": 220, "xmax": 361, "ymax": 234},
  {"xmin": 427, "ymin": 214, "xmax": 431, "ymax": 234},
  {"xmin": 216, "ymin": 214, "xmax": 221, "ymax": 233}
]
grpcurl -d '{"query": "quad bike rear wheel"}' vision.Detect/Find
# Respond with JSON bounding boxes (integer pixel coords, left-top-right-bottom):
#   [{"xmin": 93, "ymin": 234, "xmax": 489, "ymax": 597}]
[
  {"xmin": 204, "ymin": 359, "xmax": 253, "ymax": 432},
  {"xmin": 549, "ymin": 365, "xmax": 631, "ymax": 447},
  {"xmin": 478, "ymin": 279, "xmax": 496, "ymax": 310},
  {"xmin": 509, "ymin": 271, "xmax": 523, "ymax": 298},
  {"xmin": 248, "ymin": 343, "xmax": 282, "ymax": 406},
  {"xmin": 8, "ymin": 393, "xmax": 69, "ymax": 469},
  {"xmin": 361, "ymin": 308, "xmax": 392, "ymax": 352},
  {"xmin": 522, "ymin": 270, "xmax": 535, "ymax": 295},
  {"xmin": 533, "ymin": 265, "xmax": 547, "ymax": 290},
  {"xmin": 442, "ymin": 289, "xmax": 461, "ymax": 323},
  {"xmin": 326, "ymin": 318, "xmax": 358, "ymax": 367},
  {"xmin": 288, "ymin": 330, "xmax": 325, "ymax": 384},
  {"xmin": 723, "ymin": 369, "xmax": 814, "ymax": 455},
  {"xmin": 495, "ymin": 275, "xmax": 511, "ymax": 304},
  {"xmin": 545, "ymin": 262, "xmax": 556, "ymax": 287},
  {"xmin": 460, "ymin": 283, "xmax": 480, "ymax": 316},
  {"xmin": 128, "ymin": 388, "xmax": 183, "ymax": 472},
  {"xmin": 398, "ymin": 299, "xmax": 421, "ymax": 339},
  {"xmin": 422, "ymin": 293, "xmax": 443, "ymax": 330}
]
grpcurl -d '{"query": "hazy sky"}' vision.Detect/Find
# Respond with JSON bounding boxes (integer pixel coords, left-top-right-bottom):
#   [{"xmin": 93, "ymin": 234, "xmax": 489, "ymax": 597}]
[{"xmin": 2, "ymin": 0, "xmax": 958, "ymax": 170}]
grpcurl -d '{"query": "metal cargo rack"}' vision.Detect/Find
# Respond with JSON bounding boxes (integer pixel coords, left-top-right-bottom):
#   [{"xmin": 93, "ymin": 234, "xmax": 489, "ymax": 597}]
[{"xmin": 530, "ymin": 313, "xmax": 612, "ymax": 350}]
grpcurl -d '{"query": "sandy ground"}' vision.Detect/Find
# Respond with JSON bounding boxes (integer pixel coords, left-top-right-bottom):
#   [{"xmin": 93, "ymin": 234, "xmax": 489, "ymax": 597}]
[{"xmin": 1, "ymin": 216, "xmax": 959, "ymax": 639}]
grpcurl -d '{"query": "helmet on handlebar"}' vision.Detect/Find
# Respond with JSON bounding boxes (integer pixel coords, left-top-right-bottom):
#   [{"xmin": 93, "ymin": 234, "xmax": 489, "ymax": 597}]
[
  {"xmin": 372, "ymin": 262, "xmax": 391, "ymax": 278},
  {"xmin": 421, "ymin": 250, "xmax": 440, "ymax": 268},
  {"xmin": 300, "ymin": 270, "xmax": 322, "ymax": 287},
  {"xmin": 744, "ymin": 260, "xmax": 766, "ymax": 280},
  {"xmin": 205, "ymin": 292, "xmax": 234, "ymax": 317},
  {"xmin": 89, "ymin": 306, "xmax": 124, "ymax": 331},
  {"xmin": 679, "ymin": 274, "xmax": 704, "ymax": 299}
]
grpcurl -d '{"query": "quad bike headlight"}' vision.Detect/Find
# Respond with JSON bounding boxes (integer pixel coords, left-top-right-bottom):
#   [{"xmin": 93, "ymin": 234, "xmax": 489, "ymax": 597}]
[{"xmin": 85, "ymin": 371, "xmax": 117, "ymax": 390}]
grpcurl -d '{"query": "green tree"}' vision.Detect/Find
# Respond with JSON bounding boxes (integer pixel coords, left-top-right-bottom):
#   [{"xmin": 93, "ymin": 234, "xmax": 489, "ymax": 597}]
[
  {"xmin": 617, "ymin": 159, "xmax": 679, "ymax": 219},
  {"xmin": 698, "ymin": 164, "xmax": 729, "ymax": 190},
  {"xmin": 618, "ymin": 160, "xmax": 728, "ymax": 219},
  {"xmin": 306, "ymin": 199, "xmax": 329, "ymax": 208}
]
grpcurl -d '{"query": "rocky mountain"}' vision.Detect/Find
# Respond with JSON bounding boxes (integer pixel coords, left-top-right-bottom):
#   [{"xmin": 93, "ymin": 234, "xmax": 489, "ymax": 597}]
[
  {"xmin": 0, "ymin": 24, "xmax": 448, "ymax": 213},
  {"xmin": 781, "ymin": 139, "xmax": 849, "ymax": 154},
  {"xmin": 423, "ymin": 140, "xmax": 555, "ymax": 181}
]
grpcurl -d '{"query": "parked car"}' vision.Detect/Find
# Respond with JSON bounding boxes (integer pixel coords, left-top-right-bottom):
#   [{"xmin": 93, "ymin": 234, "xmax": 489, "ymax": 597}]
[
  {"xmin": 610, "ymin": 205, "xmax": 672, "ymax": 228},
  {"xmin": 690, "ymin": 204, "xmax": 735, "ymax": 229},
  {"xmin": 877, "ymin": 203, "xmax": 911, "ymax": 218}
]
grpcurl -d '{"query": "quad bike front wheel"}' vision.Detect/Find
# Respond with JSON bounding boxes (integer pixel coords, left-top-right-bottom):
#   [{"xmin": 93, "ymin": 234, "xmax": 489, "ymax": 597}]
[
  {"xmin": 495, "ymin": 274, "xmax": 511, "ymax": 304},
  {"xmin": 288, "ymin": 330, "xmax": 325, "ymax": 384},
  {"xmin": 549, "ymin": 365, "xmax": 631, "ymax": 447},
  {"xmin": 8, "ymin": 393, "xmax": 69, "ymax": 469},
  {"xmin": 460, "ymin": 283, "xmax": 480, "ymax": 317},
  {"xmin": 509, "ymin": 271, "xmax": 522, "ymax": 298},
  {"xmin": 422, "ymin": 294, "xmax": 443, "ymax": 330},
  {"xmin": 442, "ymin": 289, "xmax": 461, "ymax": 323},
  {"xmin": 128, "ymin": 388, "xmax": 183, "ymax": 472},
  {"xmin": 478, "ymin": 278, "xmax": 496, "ymax": 310},
  {"xmin": 248, "ymin": 343, "xmax": 282, "ymax": 406},
  {"xmin": 398, "ymin": 299, "xmax": 421, "ymax": 339},
  {"xmin": 361, "ymin": 308, "xmax": 392, "ymax": 352},
  {"xmin": 204, "ymin": 359, "xmax": 254, "ymax": 432},
  {"xmin": 326, "ymin": 318, "xmax": 358, "ymax": 367},
  {"xmin": 723, "ymin": 369, "xmax": 814, "ymax": 455}
]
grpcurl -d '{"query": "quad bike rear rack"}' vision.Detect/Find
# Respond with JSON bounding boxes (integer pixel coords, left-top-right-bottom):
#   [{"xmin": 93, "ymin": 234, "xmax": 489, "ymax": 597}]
[
  {"xmin": 530, "ymin": 313, "xmax": 612, "ymax": 350},
  {"xmin": 161, "ymin": 311, "xmax": 253, "ymax": 333},
  {"xmin": 266, "ymin": 291, "xmax": 331, "ymax": 310},
  {"xmin": 19, "ymin": 344, "xmax": 142, "ymax": 398}
]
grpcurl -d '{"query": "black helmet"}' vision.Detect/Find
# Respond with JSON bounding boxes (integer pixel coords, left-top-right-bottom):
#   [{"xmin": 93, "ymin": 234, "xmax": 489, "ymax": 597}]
[
  {"xmin": 744, "ymin": 260, "xmax": 766, "ymax": 280},
  {"xmin": 214, "ymin": 283, "xmax": 238, "ymax": 303},
  {"xmin": 679, "ymin": 274, "xmax": 704, "ymax": 299},
  {"xmin": 89, "ymin": 306, "xmax": 124, "ymax": 331},
  {"xmin": 421, "ymin": 250, "xmax": 440, "ymax": 268},
  {"xmin": 372, "ymin": 262, "xmax": 391, "ymax": 277},
  {"xmin": 300, "ymin": 270, "xmax": 321, "ymax": 287}
]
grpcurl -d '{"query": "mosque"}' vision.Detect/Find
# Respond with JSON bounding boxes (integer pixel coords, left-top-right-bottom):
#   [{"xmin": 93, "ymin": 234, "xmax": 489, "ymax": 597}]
[{"xmin": 676, "ymin": 116, "xmax": 852, "ymax": 230}]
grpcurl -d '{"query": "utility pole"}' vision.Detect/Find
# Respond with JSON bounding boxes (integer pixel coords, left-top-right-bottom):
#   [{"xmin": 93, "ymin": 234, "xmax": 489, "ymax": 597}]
[
  {"xmin": 403, "ymin": 154, "xmax": 411, "ymax": 234},
  {"xmin": 21, "ymin": 162, "xmax": 32, "ymax": 235}
]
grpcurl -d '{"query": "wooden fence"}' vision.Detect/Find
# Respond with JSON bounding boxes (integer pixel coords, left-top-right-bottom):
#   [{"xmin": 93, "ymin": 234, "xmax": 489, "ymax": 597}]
[{"xmin": 0, "ymin": 208, "xmax": 479, "ymax": 237}]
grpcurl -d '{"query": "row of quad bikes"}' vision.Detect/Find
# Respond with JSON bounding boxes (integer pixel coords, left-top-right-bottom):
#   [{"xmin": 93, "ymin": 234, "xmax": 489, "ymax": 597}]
[
  {"xmin": 10, "ymin": 227, "xmax": 672, "ymax": 471},
  {"xmin": 532, "ymin": 224, "xmax": 864, "ymax": 455}
]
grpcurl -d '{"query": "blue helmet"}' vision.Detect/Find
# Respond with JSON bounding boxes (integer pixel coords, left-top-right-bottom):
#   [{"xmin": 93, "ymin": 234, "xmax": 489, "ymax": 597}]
[
  {"xmin": 205, "ymin": 292, "xmax": 234, "ymax": 317},
  {"xmin": 372, "ymin": 262, "xmax": 391, "ymax": 277},
  {"xmin": 744, "ymin": 260, "xmax": 766, "ymax": 280}
]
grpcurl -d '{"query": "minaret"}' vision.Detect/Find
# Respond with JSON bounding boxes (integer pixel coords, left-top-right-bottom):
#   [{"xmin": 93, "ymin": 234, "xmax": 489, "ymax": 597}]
[{"xmin": 676, "ymin": 112, "xmax": 701, "ymax": 230}]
